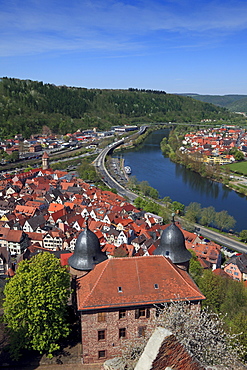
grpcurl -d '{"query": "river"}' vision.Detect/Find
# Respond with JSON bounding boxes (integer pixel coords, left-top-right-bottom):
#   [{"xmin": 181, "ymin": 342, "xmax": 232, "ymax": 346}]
[{"xmin": 116, "ymin": 129, "xmax": 247, "ymax": 232}]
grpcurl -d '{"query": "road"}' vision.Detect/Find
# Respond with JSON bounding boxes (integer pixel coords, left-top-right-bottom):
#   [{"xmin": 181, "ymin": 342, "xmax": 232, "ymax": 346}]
[
  {"xmin": 93, "ymin": 131, "xmax": 147, "ymax": 202},
  {"xmin": 195, "ymin": 224, "xmax": 247, "ymax": 254}
]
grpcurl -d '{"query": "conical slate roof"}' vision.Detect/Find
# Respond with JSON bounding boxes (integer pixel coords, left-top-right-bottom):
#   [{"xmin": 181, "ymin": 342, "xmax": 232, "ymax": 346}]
[
  {"xmin": 154, "ymin": 220, "xmax": 191, "ymax": 264},
  {"xmin": 68, "ymin": 226, "xmax": 107, "ymax": 271}
]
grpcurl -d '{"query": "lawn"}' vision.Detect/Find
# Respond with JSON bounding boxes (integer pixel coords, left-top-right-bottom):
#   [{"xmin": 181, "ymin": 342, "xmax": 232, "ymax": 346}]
[{"xmin": 226, "ymin": 161, "xmax": 247, "ymax": 175}]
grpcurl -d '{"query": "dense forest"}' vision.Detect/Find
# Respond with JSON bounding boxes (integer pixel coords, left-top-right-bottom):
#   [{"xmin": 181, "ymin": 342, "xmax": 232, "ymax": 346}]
[
  {"xmin": 181, "ymin": 93, "xmax": 247, "ymax": 113},
  {"xmin": 0, "ymin": 77, "xmax": 237, "ymax": 139}
]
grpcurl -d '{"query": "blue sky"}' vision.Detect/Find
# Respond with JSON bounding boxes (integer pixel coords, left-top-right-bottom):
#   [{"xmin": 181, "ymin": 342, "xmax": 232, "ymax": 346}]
[{"xmin": 1, "ymin": 0, "xmax": 247, "ymax": 94}]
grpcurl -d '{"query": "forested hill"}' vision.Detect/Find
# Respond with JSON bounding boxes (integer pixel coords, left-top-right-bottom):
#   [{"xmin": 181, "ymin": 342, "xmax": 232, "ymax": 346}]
[
  {"xmin": 180, "ymin": 93, "xmax": 247, "ymax": 113},
  {"xmin": 0, "ymin": 77, "xmax": 234, "ymax": 139}
]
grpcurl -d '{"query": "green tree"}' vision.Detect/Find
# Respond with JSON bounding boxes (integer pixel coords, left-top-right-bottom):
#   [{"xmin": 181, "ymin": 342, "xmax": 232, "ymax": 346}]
[
  {"xmin": 185, "ymin": 202, "xmax": 202, "ymax": 223},
  {"xmin": 134, "ymin": 196, "xmax": 146, "ymax": 209},
  {"xmin": 214, "ymin": 210, "xmax": 236, "ymax": 231},
  {"xmin": 139, "ymin": 180, "xmax": 150, "ymax": 196},
  {"xmin": 199, "ymin": 269, "xmax": 225, "ymax": 313},
  {"xmin": 77, "ymin": 160, "xmax": 100, "ymax": 183},
  {"xmin": 200, "ymin": 206, "xmax": 216, "ymax": 226},
  {"xmin": 162, "ymin": 196, "xmax": 172, "ymax": 207},
  {"xmin": 188, "ymin": 250, "xmax": 203, "ymax": 285},
  {"xmin": 240, "ymin": 229, "xmax": 247, "ymax": 242},
  {"xmin": 148, "ymin": 186, "xmax": 159, "ymax": 199},
  {"xmin": 9, "ymin": 150, "xmax": 19, "ymax": 162},
  {"xmin": 127, "ymin": 175, "xmax": 139, "ymax": 190},
  {"xmin": 3, "ymin": 252, "xmax": 70, "ymax": 360},
  {"xmin": 172, "ymin": 201, "xmax": 185, "ymax": 214},
  {"xmin": 234, "ymin": 151, "xmax": 244, "ymax": 161}
]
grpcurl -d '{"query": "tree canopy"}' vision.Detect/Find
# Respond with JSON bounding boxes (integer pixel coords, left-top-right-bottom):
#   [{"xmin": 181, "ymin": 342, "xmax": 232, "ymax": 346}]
[
  {"xmin": 0, "ymin": 77, "xmax": 234, "ymax": 139},
  {"xmin": 3, "ymin": 252, "xmax": 70, "ymax": 360}
]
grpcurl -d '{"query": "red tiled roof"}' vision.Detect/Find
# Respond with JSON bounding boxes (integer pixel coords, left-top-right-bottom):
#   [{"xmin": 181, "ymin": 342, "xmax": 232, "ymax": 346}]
[
  {"xmin": 151, "ymin": 333, "xmax": 205, "ymax": 370},
  {"xmin": 76, "ymin": 256, "xmax": 205, "ymax": 311},
  {"xmin": 60, "ymin": 252, "xmax": 73, "ymax": 266}
]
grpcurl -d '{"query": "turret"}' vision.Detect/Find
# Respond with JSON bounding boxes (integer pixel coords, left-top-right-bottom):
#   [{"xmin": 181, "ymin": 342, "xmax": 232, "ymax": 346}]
[
  {"xmin": 154, "ymin": 215, "xmax": 191, "ymax": 271},
  {"xmin": 68, "ymin": 223, "xmax": 107, "ymax": 277}
]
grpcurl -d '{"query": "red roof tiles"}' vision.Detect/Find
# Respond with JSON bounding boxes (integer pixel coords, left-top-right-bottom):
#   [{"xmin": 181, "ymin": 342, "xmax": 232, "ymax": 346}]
[{"xmin": 76, "ymin": 256, "xmax": 205, "ymax": 311}]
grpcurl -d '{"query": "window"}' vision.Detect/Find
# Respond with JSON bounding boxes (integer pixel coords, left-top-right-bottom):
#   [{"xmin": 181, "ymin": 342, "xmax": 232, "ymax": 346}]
[
  {"xmin": 98, "ymin": 312, "xmax": 106, "ymax": 322},
  {"xmin": 154, "ymin": 283, "xmax": 159, "ymax": 289},
  {"xmin": 98, "ymin": 350, "xmax": 106, "ymax": 359},
  {"xmin": 138, "ymin": 326, "xmax": 146, "ymax": 337},
  {"xmin": 119, "ymin": 328, "xmax": 126, "ymax": 338},
  {"xmin": 119, "ymin": 309, "xmax": 126, "ymax": 319},
  {"xmin": 118, "ymin": 286, "xmax": 123, "ymax": 293},
  {"xmin": 98, "ymin": 330, "xmax": 106, "ymax": 341},
  {"xmin": 135, "ymin": 308, "xmax": 150, "ymax": 319},
  {"xmin": 139, "ymin": 308, "xmax": 146, "ymax": 317}
]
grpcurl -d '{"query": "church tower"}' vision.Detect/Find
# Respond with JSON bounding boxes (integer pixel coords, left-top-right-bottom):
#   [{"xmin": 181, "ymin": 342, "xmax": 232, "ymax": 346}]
[{"xmin": 42, "ymin": 151, "xmax": 49, "ymax": 170}]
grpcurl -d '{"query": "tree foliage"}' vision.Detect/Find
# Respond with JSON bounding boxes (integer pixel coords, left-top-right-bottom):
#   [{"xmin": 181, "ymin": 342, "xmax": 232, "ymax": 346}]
[
  {"xmin": 214, "ymin": 210, "xmax": 236, "ymax": 231},
  {"xmin": 155, "ymin": 301, "xmax": 245, "ymax": 369},
  {"xmin": 3, "ymin": 252, "xmax": 70, "ymax": 360},
  {"xmin": 0, "ymin": 77, "xmax": 234, "ymax": 139},
  {"xmin": 199, "ymin": 269, "xmax": 247, "ymax": 360},
  {"xmin": 200, "ymin": 205, "xmax": 216, "ymax": 226},
  {"xmin": 183, "ymin": 202, "xmax": 236, "ymax": 231},
  {"xmin": 184, "ymin": 202, "xmax": 202, "ymax": 223},
  {"xmin": 77, "ymin": 159, "xmax": 101, "ymax": 183},
  {"xmin": 171, "ymin": 201, "xmax": 185, "ymax": 214},
  {"xmin": 240, "ymin": 230, "xmax": 247, "ymax": 242},
  {"xmin": 188, "ymin": 249, "xmax": 203, "ymax": 285}
]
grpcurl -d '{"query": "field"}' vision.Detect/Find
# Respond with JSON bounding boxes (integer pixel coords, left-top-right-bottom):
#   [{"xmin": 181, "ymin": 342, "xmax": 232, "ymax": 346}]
[{"xmin": 226, "ymin": 161, "xmax": 247, "ymax": 175}]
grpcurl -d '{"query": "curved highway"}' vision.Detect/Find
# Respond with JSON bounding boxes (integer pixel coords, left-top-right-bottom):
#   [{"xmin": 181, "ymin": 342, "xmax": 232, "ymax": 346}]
[
  {"xmin": 93, "ymin": 127, "xmax": 148, "ymax": 201},
  {"xmin": 94, "ymin": 138, "xmax": 138, "ymax": 202}
]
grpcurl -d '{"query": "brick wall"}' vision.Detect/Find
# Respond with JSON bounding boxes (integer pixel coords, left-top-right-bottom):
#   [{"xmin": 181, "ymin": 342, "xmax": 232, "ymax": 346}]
[{"xmin": 80, "ymin": 306, "xmax": 156, "ymax": 364}]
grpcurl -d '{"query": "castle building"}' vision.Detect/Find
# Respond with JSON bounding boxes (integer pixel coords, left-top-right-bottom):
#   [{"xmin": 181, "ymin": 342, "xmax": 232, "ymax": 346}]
[{"xmin": 69, "ymin": 220, "xmax": 204, "ymax": 364}]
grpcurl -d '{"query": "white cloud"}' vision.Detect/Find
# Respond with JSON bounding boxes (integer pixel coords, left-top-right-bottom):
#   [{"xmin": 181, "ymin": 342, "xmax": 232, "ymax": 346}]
[{"xmin": 1, "ymin": 0, "xmax": 247, "ymax": 57}]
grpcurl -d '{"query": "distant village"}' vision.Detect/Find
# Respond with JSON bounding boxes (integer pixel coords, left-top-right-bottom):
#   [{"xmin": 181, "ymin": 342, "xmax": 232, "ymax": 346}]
[{"xmin": 180, "ymin": 125, "xmax": 246, "ymax": 164}]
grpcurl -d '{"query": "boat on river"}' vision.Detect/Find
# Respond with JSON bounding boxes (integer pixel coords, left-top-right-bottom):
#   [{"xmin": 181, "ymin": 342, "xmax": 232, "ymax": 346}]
[{"xmin": 124, "ymin": 166, "xmax": 132, "ymax": 175}]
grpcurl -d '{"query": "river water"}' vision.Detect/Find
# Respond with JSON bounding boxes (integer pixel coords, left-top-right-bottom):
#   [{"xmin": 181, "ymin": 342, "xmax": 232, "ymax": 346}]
[{"xmin": 116, "ymin": 129, "xmax": 247, "ymax": 232}]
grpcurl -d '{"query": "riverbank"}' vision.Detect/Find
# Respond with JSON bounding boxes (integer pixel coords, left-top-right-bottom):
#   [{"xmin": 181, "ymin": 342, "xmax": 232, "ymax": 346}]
[{"xmin": 160, "ymin": 127, "xmax": 247, "ymax": 198}]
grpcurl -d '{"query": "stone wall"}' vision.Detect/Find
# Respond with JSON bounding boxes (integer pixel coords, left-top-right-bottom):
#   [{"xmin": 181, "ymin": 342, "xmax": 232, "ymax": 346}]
[{"xmin": 81, "ymin": 306, "xmax": 156, "ymax": 364}]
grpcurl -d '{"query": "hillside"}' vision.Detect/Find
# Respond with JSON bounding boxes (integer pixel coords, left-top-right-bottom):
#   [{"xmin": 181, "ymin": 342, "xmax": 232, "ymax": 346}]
[
  {"xmin": 180, "ymin": 93, "xmax": 247, "ymax": 112},
  {"xmin": 0, "ymin": 77, "xmax": 235, "ymax": 139}
]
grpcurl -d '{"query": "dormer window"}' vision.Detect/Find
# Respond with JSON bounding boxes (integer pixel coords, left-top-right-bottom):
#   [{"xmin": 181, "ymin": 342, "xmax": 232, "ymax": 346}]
[
  {"xmin": 154, "ymin": 283, "xmax": 159, "ymax": 289},
  {"xmin": 118, "ymin": 286, "xmax": 123, "ymax": 293}
]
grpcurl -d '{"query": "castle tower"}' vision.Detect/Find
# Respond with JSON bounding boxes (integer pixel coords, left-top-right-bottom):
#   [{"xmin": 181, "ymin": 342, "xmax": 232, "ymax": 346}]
[
  {"xmin": 68, "ymin": 223, "xmax": 107, "ymax": 278},
  {"xmin": 42, "ymin": 151, "xmax": 49, "ymax": 170},
  {"xmin": 154, "ymin": 215, "xmax": 191, "ymax": 271}
]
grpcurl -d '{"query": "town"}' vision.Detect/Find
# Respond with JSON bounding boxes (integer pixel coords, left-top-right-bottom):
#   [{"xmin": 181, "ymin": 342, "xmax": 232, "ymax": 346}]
[
  {"xmin": 1, "ymin": 143, "xmax": 247, "ymax": 369},
  {"xmin": 181, "ymin": 125, "xmax": 246, "ymax": 164}
]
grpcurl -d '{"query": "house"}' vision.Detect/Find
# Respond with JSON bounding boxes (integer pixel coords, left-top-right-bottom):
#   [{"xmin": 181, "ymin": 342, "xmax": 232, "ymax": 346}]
[
  {"xmin": 0, "ymin": 246, "xmax": 11, "ymax": 275},
  {"xmin": 0, "ymin": 227, "xmax": 29, "ymax": 255},
  {"xmin": 69, "ymin": 225, "xmax": 205, "ymax": 365},
  {"xmin": 22, "ymin": 214, "xmax": 47, "ymax": 233},
  {"xmin": 224, "ymin": 253, "xmax": 247, "ymax": 281}
]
